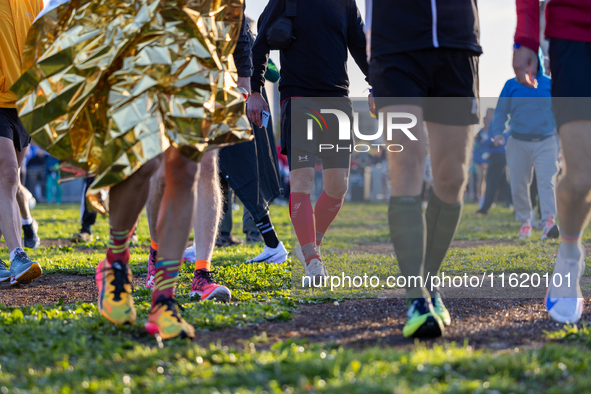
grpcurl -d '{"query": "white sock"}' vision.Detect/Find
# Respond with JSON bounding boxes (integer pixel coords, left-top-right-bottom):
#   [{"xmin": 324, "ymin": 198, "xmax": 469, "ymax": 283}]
[
  {"xmin": 10, "ymin": 247, "xmax": 25, "ymax": 262},
  {"xmin": 560, "ymin": 241, "xmax": 583, "ymax": 261},
  {"xmin": 559, "ymin": 232, "xmax": 583, "ymax": 261},
  {"xmin": 22, "ymin": 216, "xmax": 33, "ymax": 225}
]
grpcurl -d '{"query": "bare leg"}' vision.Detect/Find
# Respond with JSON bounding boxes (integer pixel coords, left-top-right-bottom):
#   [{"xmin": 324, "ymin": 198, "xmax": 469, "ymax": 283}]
[
  {"xmin": 0, "ymin": 138, "xmax": 27, "ymax": 251},
  {"xmin": 146, "ymin": 161, "xmax": 166, "ymax": 244},
  {"xmin": 193, "ymin": 150, "xmax": 221, "ymax": 261},
  {"xmin": 556, "ymin": 121, "xmax": 591, "ymax": 236},
  {"xmin": 385, "ymin": 106, "xmax": 427, "ymax": 197},
  {"xmin": 110, "ymin": 156, "xmax": 162, "ymax": 231},
  {"xmin": 545, "ymin": 121, "xmax": 591, "ymax": 323},
  {"xmin": 156, "ymin": 148, "xmax": 200, "ymax": 262},
  {"xmin": 428, "ymin": 123, "xmax": 474, "ymax": 204},
  {"xmin": 16, "ymin": 183, "xmax": 32, "ymax": 220},
  {"xmin": 290, "ymin": 168, "xmax": 315, "ymax": 193},
  {"xmin": 322, "ymin": 168, "xmax": 349, "ymax": 199}
]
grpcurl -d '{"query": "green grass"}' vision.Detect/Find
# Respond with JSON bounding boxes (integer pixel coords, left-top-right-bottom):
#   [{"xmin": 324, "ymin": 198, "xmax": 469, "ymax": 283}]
[
  {"xmin": 2, "ymin": 202, "xmax": 591, "ymax": 392},
  {"xmin": 322, "ymin": 202, "xmax": 591, "ymax": 250},
  {"xmin": 2, "ymin": 301, "xmax": 591, "ymax": 393}
]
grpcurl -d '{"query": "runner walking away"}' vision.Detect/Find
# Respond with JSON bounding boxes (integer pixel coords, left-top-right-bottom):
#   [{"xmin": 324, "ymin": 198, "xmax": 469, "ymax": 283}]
[
  {"xmin": 472, "ymin": 112, "xmax": 491, "ymax": 207},
  {"xmin": 474, "ymin": 118, "xmax": 512, "ymax": 217},
  {"xmin": 367, "ymin": 0, "xmax": 482, "ymax": 338},
  {"xmin": 215, "ymin": 182, "xmax": 246, "ymax": 247},
  {"xmin": 71, "ymin": 177, "xmax": 97, "ymax": 243},
  {"xmin": 0, "ymin": 0, "xmax": 44, "ymax": 285},
  {"xmin": 471, "ymin": 108, "xmax": 496, "ymax": 212},
  {"xmin": 221, "ymin": 53, "xmax": 285, "ymax": 265},
  {"xmin": 17, "ymin": 146, "xmax": 40, "ymax": 248},
  {"xmin": 514, "ymin": 0, "xmax": 591, "ymax": 324},
  {"xmin": 492, "ymin": 49, "xmax": 559, "ymax": 240},
  {"xmin": 248, "ymin": 0, "xmax": 370, "ymax": 285}
]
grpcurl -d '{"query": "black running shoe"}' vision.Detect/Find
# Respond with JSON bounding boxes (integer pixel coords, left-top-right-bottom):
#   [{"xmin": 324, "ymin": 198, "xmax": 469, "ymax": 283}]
[
  {"xmin": 22, "ymin": 219, "xmax": 40, "ymax": 249},
  {"xmin": 403, "ymin": 298, "xmax": 444, "ymax": 338},
  {"xmin": 245, "ymin": 231, "xmax": 264, "ymax": 244},
  {"xmin": 215, "ymin": 233, "xmax": 243, "ymax": 247}
]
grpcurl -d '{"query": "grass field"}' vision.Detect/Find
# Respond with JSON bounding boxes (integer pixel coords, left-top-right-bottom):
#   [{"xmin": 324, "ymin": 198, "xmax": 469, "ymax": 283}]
[{"xmin": 1, "ymin": 202, "xmax": 590, "ymax": 393}]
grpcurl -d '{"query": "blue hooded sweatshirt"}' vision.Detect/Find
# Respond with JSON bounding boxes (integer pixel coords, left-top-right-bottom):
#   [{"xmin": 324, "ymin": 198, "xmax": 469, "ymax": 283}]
[
  {"xmin": 473, "ymin": 126, "xmax": 490, "ymax": 164},
  {"xmin": 491, "ymin": 50, "xmax": 556, "ymax": 142}
]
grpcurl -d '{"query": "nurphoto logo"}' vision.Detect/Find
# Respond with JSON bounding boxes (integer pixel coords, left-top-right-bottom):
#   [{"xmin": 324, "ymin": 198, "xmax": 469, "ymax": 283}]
[{"xmin": 305, "ymin": 109, "xmax": 418, "ymax": 153}]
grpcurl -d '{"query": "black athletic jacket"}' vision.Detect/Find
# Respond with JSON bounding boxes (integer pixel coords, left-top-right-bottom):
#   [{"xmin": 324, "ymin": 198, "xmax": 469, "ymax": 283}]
[
  {"xmin": 234, "ymin": 3, "xmax": 253, "ymax": 78},
  {"xmin": 251, "ymin": 0, "xmax": 369, "ymax": 101},
  {"xmin": 368, "ymin": 0, "xmax": 482, "ymax": 57}
]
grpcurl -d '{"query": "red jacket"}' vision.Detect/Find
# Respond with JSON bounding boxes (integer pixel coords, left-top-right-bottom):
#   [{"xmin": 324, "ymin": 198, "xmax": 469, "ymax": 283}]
[{"xmin": 515, "ymin": 0, "xmax": 591, "ymax": 52}]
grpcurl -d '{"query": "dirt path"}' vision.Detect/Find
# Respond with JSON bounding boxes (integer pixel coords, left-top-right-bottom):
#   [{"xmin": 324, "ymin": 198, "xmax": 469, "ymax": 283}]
[
  {"xmin": 196, "ymin": 297, "xmax": 581, "ymax": 350},
  {"xmin": 2, "ymin": 273, "xmax": 586, "ymax": 350},
  {"xmin": 0, "ymin": 274, "xmax": 145, "ymax": 306}
]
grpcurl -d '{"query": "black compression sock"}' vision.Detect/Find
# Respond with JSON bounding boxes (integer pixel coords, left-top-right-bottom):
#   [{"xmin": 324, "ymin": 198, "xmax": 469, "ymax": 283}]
[
  {"xmin": 255, "ymin": 215, "xmax": 280, "ymax": 248},
  {"xmin": 424, "ymin": 193, "xmax": 463, "ymax": 293},
  {"xmin": 388, "ymin": 196, "xmax": 428, "ymax": 300}
]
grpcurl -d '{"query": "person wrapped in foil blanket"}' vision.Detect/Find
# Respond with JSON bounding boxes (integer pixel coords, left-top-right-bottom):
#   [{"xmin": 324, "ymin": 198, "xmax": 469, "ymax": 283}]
[{"xmin": 11, "ymin": 0, "xmax": 252, "ymax": 213}]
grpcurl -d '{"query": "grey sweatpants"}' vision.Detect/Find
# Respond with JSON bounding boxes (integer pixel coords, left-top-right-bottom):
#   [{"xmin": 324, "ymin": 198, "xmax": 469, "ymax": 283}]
[{"xmin": 505, "ymin": 135, "xmax": 559, "ymax": 224}]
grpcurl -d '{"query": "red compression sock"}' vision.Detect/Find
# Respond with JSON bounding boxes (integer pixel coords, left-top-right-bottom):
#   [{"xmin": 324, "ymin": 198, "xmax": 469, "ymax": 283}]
[
  {"xmin": 314, "ymin": 191, "xmax": 344, "ymax": 246},
  {"xmin": 290, "ymin": 192, "xmax": 319, "ymax": 263}
]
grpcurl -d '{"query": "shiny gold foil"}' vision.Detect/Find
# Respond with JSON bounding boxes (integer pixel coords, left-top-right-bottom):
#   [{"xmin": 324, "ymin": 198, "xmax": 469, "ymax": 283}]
[{"xmin": 12, "ymin": 0, "xmax": 251, "ymax": 213}]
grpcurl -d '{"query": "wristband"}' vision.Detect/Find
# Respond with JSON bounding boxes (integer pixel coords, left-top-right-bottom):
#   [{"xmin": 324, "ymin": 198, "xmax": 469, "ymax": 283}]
[{"xmin": 513, "ymin": 43, "xmax": 522, "ymax": 50}]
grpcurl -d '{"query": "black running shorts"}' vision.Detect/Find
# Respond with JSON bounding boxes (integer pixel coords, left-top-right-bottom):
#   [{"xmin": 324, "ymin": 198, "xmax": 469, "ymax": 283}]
[
  {"xmin": 370, "ymin": 48, "xmax": 480, "ymax": 126},
  {"xmin": 281, "ymin": 98, "xmax": 352, "ymax": 171},
  {"xmin": 549, "ymin": 38, "xmax": 591, "ymax": 129},
  {"xmin": 0, "ymin": 107, "xmax": 31, "ymax": 152}
]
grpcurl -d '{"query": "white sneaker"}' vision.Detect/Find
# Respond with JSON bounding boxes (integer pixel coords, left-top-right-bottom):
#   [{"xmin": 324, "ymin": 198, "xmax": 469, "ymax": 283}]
[
  {"xmin": 546, "ymin": 243, "xmax": 586, "ymax": 323},
  {"xmin": 519, "ymin": 224, "xmax": 532, "ymax": 239},
  {"xmin": 303, "ymin": 258, "xmax": 329, "ymax": 288},
  {"xmin": 183, "ymin": 245, "xmax": 196, "ymax": 262},
  {"xmin": 246, "ymin": 241, "xmax": 288, "ymax": 264},
  {"xmin": 294, "ymin": 243, "xmax": 322, "ymax": 270}
]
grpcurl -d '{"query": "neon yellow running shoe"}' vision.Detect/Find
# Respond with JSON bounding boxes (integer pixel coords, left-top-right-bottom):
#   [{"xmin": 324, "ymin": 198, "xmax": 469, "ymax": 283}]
[
  {"xmin": 95, "ymin": 259, "xmax": 136, "ymax": 325},
  {"xmin": 403, "ymin": 298, "xmax": 444, "ymax": 338},
  {"xmin": 145, "ymin": 296, "xmax": 195, "ymax": 340},
  {"xmin": 431, "ymin": 296, "xmax": 451, "ymax": 326}
]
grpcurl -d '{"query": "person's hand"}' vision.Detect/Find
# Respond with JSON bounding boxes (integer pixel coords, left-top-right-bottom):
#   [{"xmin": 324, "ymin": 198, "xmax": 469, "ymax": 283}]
[
  {"xmin": 237, "ymin": 77, "xmax": 251, "ymax": 97},
  {"xmin": 493, "ymin": 134, "xmax": 506, "ymax": 146},
  {"xmin": 368, "ymin": 92, "xmax": 376, "ymax": 118},
  {"xmin": 513, "ymin": 46, "xmax": 538, "ymax": 88},
  {"xmin": 247, "ymin": 92, "xmax": 269, "ymax": 127}
]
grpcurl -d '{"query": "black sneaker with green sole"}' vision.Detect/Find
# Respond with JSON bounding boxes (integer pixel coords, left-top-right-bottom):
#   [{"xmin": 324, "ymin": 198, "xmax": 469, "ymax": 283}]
[{"xmin": 403, "ymin": 298, "xmax": 444, "ymax": 338}]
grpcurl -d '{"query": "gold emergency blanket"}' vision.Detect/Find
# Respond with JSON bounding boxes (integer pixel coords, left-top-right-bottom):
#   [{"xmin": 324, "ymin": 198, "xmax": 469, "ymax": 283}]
[{"xmin": 11, "ymin": 0, "xmax": 251, "ymax": 212}]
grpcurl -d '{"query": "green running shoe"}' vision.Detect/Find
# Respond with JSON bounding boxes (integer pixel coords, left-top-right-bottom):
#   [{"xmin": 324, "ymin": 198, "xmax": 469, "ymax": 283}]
[
  {"xmin": 403, "ymin": 298, "xmax": 444, "ymax": 338},
  {"xmin": 432, "ymin": 297, "xmax": 451, "ymax": 326}
]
